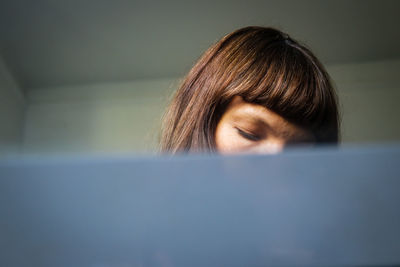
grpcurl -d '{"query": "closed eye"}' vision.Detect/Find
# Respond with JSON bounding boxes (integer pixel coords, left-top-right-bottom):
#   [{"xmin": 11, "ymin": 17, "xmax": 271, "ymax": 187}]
[{"xmin": 235, "ymin": 127, "xmax": 261, "ymax": 141}]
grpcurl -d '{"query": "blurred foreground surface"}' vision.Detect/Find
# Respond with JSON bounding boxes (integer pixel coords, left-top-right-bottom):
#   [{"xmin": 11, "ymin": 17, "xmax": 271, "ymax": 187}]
[{"xmin": 0, "ymin": 145, "xmax": 399, "ymax": 267}]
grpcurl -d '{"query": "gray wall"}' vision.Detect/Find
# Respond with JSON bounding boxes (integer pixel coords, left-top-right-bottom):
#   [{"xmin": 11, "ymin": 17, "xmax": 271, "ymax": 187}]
[
  {"xmin": 328, "ymin": 59, "xmax": 400, "ymax": 143},
  {"xmin": 23, "ymin": 78, "xmax": 177, "ymax": 155},
  {"xmin": 21, "ymin": 59, "xmax": 400, "ymax": 155},
  {"xmin": 0, "ymin": 56, "xmax": 25, "ymax": 155}
]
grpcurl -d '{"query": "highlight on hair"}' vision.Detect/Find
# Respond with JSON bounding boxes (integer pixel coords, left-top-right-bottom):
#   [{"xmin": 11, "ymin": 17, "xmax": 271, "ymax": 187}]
[{"xmin": 160, "ymin": 26, "xmax": 339, "ymax": 154}]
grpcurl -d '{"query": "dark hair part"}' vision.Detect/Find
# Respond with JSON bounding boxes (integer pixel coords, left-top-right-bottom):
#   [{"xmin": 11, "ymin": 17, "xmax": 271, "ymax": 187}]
[{"xmin": 160, "ymin": 26, "xmax": 339, "ymax": 153}]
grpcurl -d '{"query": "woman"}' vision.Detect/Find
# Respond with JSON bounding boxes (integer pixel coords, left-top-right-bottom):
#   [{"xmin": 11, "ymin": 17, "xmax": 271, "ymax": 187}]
[{"xmin": 160, "ymin": 26, "xmax": 339, "ymax": 154}]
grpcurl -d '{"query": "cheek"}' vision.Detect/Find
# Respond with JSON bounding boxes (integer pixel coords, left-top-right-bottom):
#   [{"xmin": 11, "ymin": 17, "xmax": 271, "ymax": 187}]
[{"xmin": 215, "ymin": 123, "xmax": 251, "ymax": 154}]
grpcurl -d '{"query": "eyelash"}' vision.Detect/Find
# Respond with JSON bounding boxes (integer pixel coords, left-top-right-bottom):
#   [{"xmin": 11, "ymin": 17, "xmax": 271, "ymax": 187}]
[{"xmin": 235, "ymin": 127, "xmax": 261, "ymax": 141}]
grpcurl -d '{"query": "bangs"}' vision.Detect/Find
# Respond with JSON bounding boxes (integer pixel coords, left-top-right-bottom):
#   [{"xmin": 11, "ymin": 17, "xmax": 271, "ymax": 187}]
[{"xmin": 219, "ymin": 38, "xmax": 337, "ymax": 137}]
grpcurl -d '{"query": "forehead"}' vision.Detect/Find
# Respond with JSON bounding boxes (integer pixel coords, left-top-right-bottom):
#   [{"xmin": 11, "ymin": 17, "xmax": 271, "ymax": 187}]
[{"xmin": 223, "ymin": 96, "xmax": 314, "ymax": 140}]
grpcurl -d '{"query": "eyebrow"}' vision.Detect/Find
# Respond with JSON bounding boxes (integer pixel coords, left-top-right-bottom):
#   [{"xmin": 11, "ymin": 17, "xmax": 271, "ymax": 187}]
[
  {"xmin": 232, "ymin": 113, "xmax": 274, "ymax": 132},
  {"xmin": 232, "ymin": 111, "xmax": 313, "ymax": 140}
]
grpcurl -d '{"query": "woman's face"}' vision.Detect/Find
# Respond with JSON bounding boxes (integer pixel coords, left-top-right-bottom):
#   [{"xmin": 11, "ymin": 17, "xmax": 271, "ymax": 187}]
[{"xmin": 215, "ymin": 96, "xmax": 315, "ymax": 155}]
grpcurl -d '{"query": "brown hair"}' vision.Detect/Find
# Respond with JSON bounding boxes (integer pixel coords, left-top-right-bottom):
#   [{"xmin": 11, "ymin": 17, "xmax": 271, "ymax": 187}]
[{"xmin": 160, "ymin": 26, "xmax": 339, "ymax": 154}]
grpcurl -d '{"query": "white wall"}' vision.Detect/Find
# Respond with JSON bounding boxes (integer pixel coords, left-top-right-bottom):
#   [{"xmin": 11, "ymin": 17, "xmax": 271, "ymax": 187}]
[
  {"xmin": 22, "ymin": 59, "xmax": 400, "ymax": 155},
  {"xmin": 0, "ymin": 56, "xmax": 25, "ymax": 155}
]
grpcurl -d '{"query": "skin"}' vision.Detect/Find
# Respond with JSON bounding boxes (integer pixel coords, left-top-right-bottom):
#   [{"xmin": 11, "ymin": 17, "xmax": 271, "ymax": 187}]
[{"xmin": 215, "ymin": 96, "xmax": 315, "ymax": 155}]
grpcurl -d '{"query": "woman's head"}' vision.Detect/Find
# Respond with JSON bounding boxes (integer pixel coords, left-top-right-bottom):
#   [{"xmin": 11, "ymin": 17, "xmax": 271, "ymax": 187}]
[{"xmin": 160, "ymin": 26, "xmax": 339, "ymax": 154}]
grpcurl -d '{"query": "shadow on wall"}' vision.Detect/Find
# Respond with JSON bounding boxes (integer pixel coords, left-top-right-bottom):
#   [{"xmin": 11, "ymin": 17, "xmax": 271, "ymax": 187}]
[{"xmin": 0, "ymin": 56, "xmax": 25, "ymax": 156}]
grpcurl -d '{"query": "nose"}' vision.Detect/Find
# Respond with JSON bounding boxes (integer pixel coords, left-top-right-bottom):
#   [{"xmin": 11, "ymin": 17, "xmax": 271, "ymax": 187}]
[{"xmin": 252, "ymin": 139, "xmax": 286, "ymax": 155}]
